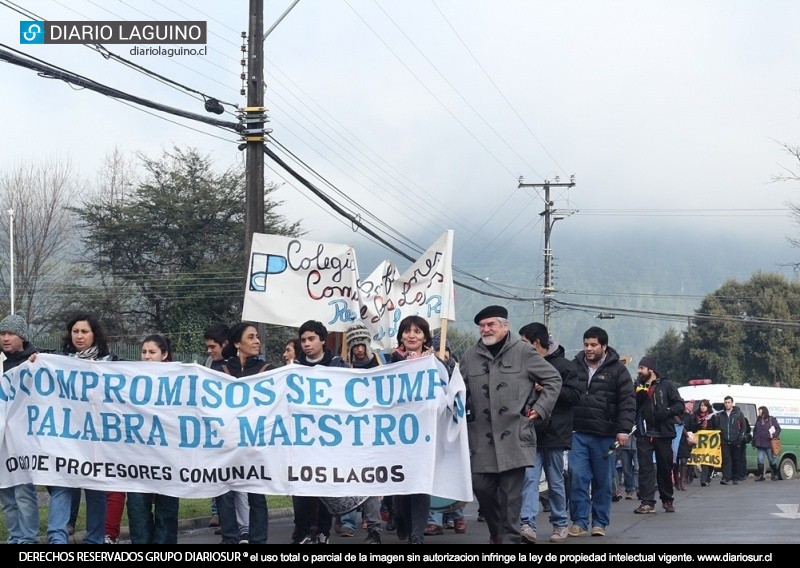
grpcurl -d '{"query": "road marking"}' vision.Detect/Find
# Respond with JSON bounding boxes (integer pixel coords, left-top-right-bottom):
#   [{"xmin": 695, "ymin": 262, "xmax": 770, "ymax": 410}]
[{"xmin": 773, "ymin": 504, "xmax": 800, "ymax": 519}]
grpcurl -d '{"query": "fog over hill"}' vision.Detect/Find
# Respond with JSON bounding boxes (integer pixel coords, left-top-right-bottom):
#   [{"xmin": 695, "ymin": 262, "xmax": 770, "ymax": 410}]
[{"xmin": 380, "ymin": 219, "xmax": 799, "ymax": 363}]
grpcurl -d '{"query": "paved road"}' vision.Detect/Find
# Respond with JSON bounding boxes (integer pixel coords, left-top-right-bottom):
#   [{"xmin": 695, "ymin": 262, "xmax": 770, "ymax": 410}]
[{"xmin": 170, "ymin": 475, "xmax": 799, "ymax": 545}]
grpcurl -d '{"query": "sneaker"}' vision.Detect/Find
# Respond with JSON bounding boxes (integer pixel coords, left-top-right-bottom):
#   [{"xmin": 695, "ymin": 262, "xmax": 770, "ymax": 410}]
[
  {"xmin": 591, "ymin": 526, "xmax": 605, "ymax": 537},
  {"xmin": 520, "ymin": 523, "xmax": 537, "ymax": 543},
  {"xmin": 316, "ymin": 533, "xmax": 330, "ymax": 544},
  {"xmin": 662, "ymin": 501, "xmax": 675, "ymax": 513},
  {"xmin": 339, "ymin": 527, "xmax": 355, "ymax": 537},
  {"xmin": 293, "ymin": 535, "xmax": 314, "ymax": 544},
  {"xmin": 454, "ymin": 518, "xmax": 467, "ymax": 534},
  {"xmin": 443, "ymin": 519, "xmax": 455, "ymax": 530},
  {"xmin": 477, "ymin": 514, "xmax": 486, "ymax": 523},
  {"xmin": 567, "ymin": 525, "xmax": 588, "ymax": 537},
  {"xmin": 104, "ymin": 535, "xmax": 118, "ymax": 544},
  {"xmin": 720, "ymin": 479, "xmax": 729, "ymax": 485},
  {"xmin": 365, "ymin": 530, "xmax": 381, "ymax": 544},
  {"xmin": 625, "ymin": 491, "xmax": 636, "ymax": 500},
  {"xmin": 550, "ymin": 526, "xmax": 568, "ymax": 543},
  {"xmin": 424, "ymin": 523, "xmax": 444, "ymax": 536},
  {"xmin": 239, "ymin": 533, "xmax": 250, "ymax": 544},
  {"xmin": 612, "ymin": 493, "xmax": 622, "ymax": 502},
  {"xmin": 208, "ymin": 514, "xmax": 220, "ymax": 528},
  {"xmin": 634, "ymin": 503, "xmax": 655, "ymax": 514}
]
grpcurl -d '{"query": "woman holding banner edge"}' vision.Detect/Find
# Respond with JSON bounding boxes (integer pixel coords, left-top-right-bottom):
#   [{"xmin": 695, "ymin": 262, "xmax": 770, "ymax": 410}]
[
  {"xmin": 44, "ymin": 313, "xmax": 116, "ymax": 544},
  {"xmin": 126, "ymin": 334, "xmax": 181, "ymax": 543}
]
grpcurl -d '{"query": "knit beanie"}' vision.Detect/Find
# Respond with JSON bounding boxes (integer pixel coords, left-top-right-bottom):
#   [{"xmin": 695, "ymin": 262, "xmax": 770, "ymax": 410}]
[
  {"xmin": 0, "ymin": 314, "xmax": 28, "ymax": 341},
  {"xmin": 345, "ymin": 323, "xmax": 372, "ymax": 359},
  {"xmin": 638, "ymin": 356, "xmax": 658, "ymax": 376}
]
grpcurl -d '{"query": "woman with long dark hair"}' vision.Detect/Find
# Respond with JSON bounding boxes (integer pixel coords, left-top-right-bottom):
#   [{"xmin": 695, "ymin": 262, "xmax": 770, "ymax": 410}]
[
  {"xmin": 47, "ymin": 313, "xmax": 116, "ymax": 544},
  {"xmin": 215, "ymin": 322, "xmax": 271, "ymax": 544},
  {"xmin": 389, "ymin": 315, "xmax": 435, "ymax": 544},
  {"xmin": 125, "ymin": 335, "xmax": 181, "ymax": 543},
  {"xmin": 693, "ymin": 399, "xmax": 714, "ymax": 486},
  {"xmin": 752, "ymin": 406, "xmax": 782, "ymax": 481}
]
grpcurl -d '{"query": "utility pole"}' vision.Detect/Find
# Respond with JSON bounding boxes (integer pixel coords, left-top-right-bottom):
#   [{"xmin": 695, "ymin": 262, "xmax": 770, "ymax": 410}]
[
  {"xmin": 243, "ymin": 0, "xmax": 266, "ymax": 264},
  {"xmin": 518, "ymin": 176, "xmax": 576, "ymax": 328}
]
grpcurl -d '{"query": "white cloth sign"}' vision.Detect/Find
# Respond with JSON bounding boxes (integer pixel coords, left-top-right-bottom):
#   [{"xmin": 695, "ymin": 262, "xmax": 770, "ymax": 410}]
[
  {"xmin": 241, "ymin": 230, "xmax": 456, "ymax": 349},
  {"xmin": 0, "ymin": 354, "xmax": 472, "ymax": 501}
]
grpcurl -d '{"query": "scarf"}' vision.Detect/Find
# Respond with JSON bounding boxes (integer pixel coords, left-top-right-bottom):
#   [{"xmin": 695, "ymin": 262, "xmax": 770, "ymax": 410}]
[
  {"xmin": 393, "ymin": 345, "xmax": 434, "ymax": 360},
  {"xmin": 72, "ymin": 345, "xmax": 100, "ymax": 360}
]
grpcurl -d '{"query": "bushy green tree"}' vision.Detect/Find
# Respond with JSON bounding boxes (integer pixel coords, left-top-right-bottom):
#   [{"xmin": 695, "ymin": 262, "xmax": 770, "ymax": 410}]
[
  {"xmin": 73, "ymin": 147, "xmax": 301, "ymax": 353},
  {"xmin": 651, "ymin": 272, "xmax": 800, "ymax": 388}
]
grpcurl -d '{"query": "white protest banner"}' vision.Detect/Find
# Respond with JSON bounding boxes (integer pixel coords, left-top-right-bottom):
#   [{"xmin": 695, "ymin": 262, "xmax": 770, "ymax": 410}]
[
  {"xmin": 357, "ymin": 260, "xmax": 400, "ymax": 351},
  {"xmin": 242, "ymin": 233, "xmax": 361, "ymax": 330},
  {"xmin": 356, "ymin": 230, "xmax": 456, "ymax": 351},
  {"xmin": 0, "ymin": 354, "xmax": 472, "ymax": 501}
]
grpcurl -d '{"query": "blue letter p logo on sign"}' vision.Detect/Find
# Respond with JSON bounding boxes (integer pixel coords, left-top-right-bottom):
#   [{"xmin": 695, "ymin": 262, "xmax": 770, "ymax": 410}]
[{"xmin": 20, "ymin": 21, "xmax": 45, "ymax": 44}]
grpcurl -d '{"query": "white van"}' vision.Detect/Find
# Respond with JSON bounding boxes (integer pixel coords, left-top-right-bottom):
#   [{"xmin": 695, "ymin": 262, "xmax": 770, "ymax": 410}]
[{"xmin": 677, "ymin": 383, "xmax": 799, "ymax": 480}]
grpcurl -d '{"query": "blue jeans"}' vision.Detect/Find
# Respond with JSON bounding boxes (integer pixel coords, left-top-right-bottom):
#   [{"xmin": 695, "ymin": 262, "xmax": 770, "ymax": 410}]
[
  {"xmin": 218, "ymin": 492, "xmax": 268, "ymax": 544},
  {"xmin": 48, "ymin": 486, "xmax": 106, "ymax": 544},
  {"xmin": 0, "ymin": 483, "xmax": 40, "ymax": 544},
  {"xmin": 619, "ymin": 448, "xmax": 638, "ymax": 492},
  {"xmin": 127, "ymin": 493, "xmax": 179, "ymax": 544},
  {"xmin": 340, "ymin": 509, "xmax": 357, "ymax": 531},
  {"xmin": 427, "ymin": 507, "xmax": 464, "ymax": 525},
  {"xmin": 521, "ymin": 448, "xmax": 568, "ymax": 530},
  {"xmin": 757, "ymin": 447, "xmax": 777, "ymax": 467},
  {"xmin": 568, "ymin": 432, "xmax": 615, "ymax": 530}
]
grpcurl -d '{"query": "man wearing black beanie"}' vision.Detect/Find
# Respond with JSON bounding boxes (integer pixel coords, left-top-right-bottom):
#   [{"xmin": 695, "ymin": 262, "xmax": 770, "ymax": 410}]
[{"xmin": 633, "ymin": 356, "xmax": 685, "ymax": 515}]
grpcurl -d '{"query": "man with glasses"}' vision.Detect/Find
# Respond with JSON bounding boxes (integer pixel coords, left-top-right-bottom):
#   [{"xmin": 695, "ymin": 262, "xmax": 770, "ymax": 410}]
[
  {"xmin": 460, "ymin": 305, "xmax": 561, "ymax": 544},
  {"xmin": 714, "ymin": 396, "xmax": 747, "ymax": 485}
]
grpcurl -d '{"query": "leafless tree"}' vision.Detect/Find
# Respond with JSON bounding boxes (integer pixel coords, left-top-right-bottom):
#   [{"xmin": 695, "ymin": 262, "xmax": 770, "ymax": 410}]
[
  {"xmin": 772, "ymin": 141, "xmax": 800, "ymax": 272},
  {"xmin": 0, "ymin": 158, "xmax": 83, "ymax": 335}
]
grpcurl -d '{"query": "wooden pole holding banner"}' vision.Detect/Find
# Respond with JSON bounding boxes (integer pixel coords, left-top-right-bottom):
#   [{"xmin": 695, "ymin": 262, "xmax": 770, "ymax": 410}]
[{"xmin": 438, "ymin": 319, "xmax": 449, "ymax": 359}]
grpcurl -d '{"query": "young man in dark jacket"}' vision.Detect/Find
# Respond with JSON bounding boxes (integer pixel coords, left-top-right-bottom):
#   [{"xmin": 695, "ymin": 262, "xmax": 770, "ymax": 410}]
[
  {"xmin": 633, "ymin": 356, "xmax": 685, "ymax": 514},
  {"xmin": 713, "ymin": 396, "xmax": 747, "ymax": 485},
  {"xmin": 569, "ymin": 326, "xmax": 635, "ymax": 538},
  {"xmin": 291, "ymin": 320, "xmax": 349, "ymax": 544},
  {"xmin": 518, "ymin": 322, "xmax": 581, "ymax": 543}
]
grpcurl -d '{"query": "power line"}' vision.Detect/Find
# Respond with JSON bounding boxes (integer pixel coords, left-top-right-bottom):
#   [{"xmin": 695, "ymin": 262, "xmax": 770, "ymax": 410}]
[{"xmin": 0, "ymin": 44, "xmax": 239, "ymax": 131}]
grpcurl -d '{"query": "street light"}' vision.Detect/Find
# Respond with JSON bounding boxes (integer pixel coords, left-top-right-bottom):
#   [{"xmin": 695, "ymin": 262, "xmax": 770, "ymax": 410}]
[{"xmin": 7, "ymin": 208, "xmax": 13, "ymax": 314}]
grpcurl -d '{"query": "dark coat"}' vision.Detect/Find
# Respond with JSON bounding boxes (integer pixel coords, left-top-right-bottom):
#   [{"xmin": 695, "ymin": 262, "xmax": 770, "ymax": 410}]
[
  {"xmin": 752, "ymin": 416, "xmax": 781, "ymax": 450},
  {"xmin": 2, "ymin": 342, "xmax": 37, "ymax": 372},
  {"xmin": 222, "ymin": 354, "xmax": 274, "ymax": 378},
  {"xmin": 572, "ymin": 346, "xmax": 636, "ymax": 437},
  {"xmin": 634, "ymin": 376, "xmax": 684, "ymax": 439},
  {"xmin": 536, "ymin": 344, "xmax": 581, "ymax": 450},
  {"xmin": 712, "ymin": 406, "xmax": 747, "ymax": 445},
  {"xmin": 297, "ymin": 348, "xmax": 348, "ymax": 368},
  {"xmin": 460, "ymin": 334, "xmax": 561, "ymax": 473}
]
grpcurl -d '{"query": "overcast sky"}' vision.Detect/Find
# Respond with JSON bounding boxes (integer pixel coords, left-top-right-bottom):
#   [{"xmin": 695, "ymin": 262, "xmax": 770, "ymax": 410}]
[{"xmin": 2, "ymin": 0, "xmax": 800, "ymax": 327}]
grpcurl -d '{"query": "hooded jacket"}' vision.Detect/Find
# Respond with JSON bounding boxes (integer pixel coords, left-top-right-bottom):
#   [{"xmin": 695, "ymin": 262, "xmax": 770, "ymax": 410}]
[
  {"xmin": 634, "ymin": 375, "xmax": 684, "ymax": 439},
  {"xmin": 297, "ymin": 348, "xmax": 348, "ymax": 369},
  {"xmin": 2, "ymin": 342, "xmax": 37, "ymax": 372},
  {"xmin": 573, "ymin": 346, "xmax": 636, "ymax": 437},
  {"xmin": 536, "ymin": 343, "xmax": 581, "ymax": 450}
]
